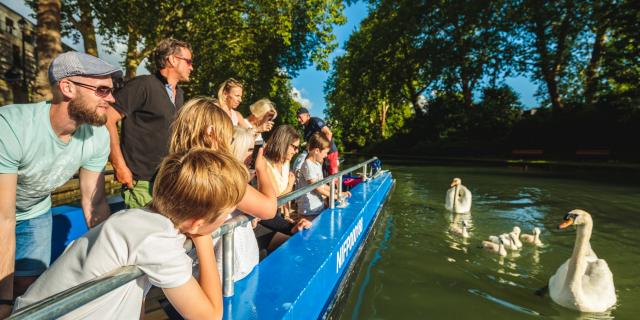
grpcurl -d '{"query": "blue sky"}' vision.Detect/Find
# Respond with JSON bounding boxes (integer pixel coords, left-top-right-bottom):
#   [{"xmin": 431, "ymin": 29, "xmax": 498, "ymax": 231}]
[
  {"xmin": 3, "ymin": 0, "xmax": 537, "ymax": 112},
  {"xmin": 291, "ymin": 1, "xmax": 538, "ymax": 116}
]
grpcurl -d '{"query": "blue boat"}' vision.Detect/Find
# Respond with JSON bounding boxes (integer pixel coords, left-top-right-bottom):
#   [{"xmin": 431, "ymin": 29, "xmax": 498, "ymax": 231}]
[
  {"xmin": 224, "ymin": 170, "xmax": 394, "ymax": 320},
  {"xmin": 10, "ymin": 159, "xmax": 394, "ymax": 320}
]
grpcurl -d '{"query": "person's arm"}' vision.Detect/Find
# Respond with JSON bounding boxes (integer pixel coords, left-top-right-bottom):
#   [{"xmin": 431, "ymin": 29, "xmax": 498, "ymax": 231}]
[
  {"xmin": 283, "ymin": 171, "xmax": 295, "ymax": 194},
  {"xmin": 290, "ymin": 218, "xmax": 312, "ymax": 234},
  {"xmin": 320, "ymin": 125, "xmax": 333, "ymax": 142},
  {"xmin": 163, "ymin": 234, "xmax": 222, "ymax": 320},
  {"xmin": 105, "ymin": 106, "xmax": 133, "ymax": 189},
  {"xmin": 0, "ymin": 174, "xmax": 17, "ymax": 318},
  {"xmin": 237, "ymin": 111, "xmax": 250, "ymax": 129},
  {"xmin": 79, "ymin": 168, "xmax": 110, "ymax": 227},
  {"xmin": 237, "ymin": 147, "xmax": 277, "ymax": 219}
]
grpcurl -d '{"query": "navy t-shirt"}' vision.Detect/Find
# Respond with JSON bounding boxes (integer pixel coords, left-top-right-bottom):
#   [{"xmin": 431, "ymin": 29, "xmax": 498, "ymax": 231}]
[{"xmin": 303, "ymin": 117, "xmax": 337, "ymax": 153}]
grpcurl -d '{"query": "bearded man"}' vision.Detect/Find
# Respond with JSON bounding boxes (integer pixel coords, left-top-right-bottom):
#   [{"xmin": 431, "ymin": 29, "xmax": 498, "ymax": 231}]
[{"xmin": 0, "ymin": 52, "xmax": 121, "ymax": 316}]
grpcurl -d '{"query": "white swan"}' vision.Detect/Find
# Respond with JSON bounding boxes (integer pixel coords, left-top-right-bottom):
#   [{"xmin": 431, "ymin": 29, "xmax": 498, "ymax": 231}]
[
  {"xmin": 510, "ymin": 226, "xmax": 523, "ymax": 249},
  {"xmin": 445, "ymin": 178, "xmax": 472, "ymax": 213},
  {"xmin": 489, "ymin": 233, "xmax": 519, "ymax": 250},
  {"xmin": 482, "ymin": 235, "xmax": 508, "ymax": 256},
  {"xmin": 449, "ymin": 220, "xmax": 470, "ymax": 238},
  {"xmin": 549, "ymin": 209, "xmax": 616, "ymax": 313},
  {"xmin": 521, "ymin": 227, "xmax": 543, "ymax": 247}
]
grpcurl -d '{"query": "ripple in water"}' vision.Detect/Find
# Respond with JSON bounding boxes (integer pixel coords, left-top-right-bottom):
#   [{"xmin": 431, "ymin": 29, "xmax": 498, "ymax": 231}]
[{"xmin": 468, "ymin": 288, "xmax": 541, "ymax": 316}]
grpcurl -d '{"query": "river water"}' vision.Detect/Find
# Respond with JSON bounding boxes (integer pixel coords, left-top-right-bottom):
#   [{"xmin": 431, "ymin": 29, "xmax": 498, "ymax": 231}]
[{"xmin": 338, "ymin": 164, "xmax": 640, "ymax": 319}]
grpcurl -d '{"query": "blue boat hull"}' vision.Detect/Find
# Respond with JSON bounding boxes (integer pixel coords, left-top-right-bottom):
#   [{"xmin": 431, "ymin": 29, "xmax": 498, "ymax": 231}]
[{"xmin": 224, "ymin": 171, "xmax": 395, "ymax": 320}]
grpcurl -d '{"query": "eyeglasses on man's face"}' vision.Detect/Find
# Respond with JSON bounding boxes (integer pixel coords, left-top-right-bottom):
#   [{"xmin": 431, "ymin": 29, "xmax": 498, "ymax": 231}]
[
  {"xmin": 68, "ymin": 80, "xmax": 114, "ymax": 98},
  {"xmin": 174, "ymin": 55, "xmax": 193, "ymax": 66}
]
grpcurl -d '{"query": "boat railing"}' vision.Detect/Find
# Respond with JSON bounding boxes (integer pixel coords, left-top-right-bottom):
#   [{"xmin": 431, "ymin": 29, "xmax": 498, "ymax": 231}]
[{"xmin": 8, "ymin": 157, "xmax": 378, "ymax": 320}]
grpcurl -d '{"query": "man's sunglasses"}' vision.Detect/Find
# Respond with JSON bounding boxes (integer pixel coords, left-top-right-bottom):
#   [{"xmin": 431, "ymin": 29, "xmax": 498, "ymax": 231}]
[
  {"xmin": 68, "ymin": 80, "xmax": 114, "ymax": 98},
  {"xmin": 174, "ymin": 55, "xmax": 193, "ymax": 66}
]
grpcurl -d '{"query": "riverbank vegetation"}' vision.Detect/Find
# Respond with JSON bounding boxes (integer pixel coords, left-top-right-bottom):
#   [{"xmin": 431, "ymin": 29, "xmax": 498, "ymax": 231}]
[{"xmin": 325, "ymin": 0, "xmax": 640, "ymax": 160}]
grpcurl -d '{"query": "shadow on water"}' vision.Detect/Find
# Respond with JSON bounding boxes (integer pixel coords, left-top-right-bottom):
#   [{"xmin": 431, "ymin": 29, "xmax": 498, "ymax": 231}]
[{"xmin": 338, "ymin": 164, "xmax": 640, "ymax": 320}]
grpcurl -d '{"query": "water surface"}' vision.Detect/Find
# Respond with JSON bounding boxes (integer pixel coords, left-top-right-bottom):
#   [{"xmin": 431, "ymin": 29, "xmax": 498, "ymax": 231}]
[{"xmin": 338, "ymin": 164, "xmax": 640, "ymax": 319}]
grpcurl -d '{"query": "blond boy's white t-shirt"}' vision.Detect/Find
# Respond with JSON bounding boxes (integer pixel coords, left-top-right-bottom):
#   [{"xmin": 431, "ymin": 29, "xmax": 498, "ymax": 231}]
[{"xmin": 13, "ymin": 208, "xmax": 193, "ymax": 319}]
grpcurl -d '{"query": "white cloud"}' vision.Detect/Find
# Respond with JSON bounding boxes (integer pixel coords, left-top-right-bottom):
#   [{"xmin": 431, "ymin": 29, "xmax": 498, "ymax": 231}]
[{"xmin": 290, "ymin": 87, "xmax": 312, "ymax": 109}]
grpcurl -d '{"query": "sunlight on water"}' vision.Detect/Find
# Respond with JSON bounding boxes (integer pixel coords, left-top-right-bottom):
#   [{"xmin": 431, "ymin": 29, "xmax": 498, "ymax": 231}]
[{"xmin": 339, "ymin": 164, "xmax": 640, "ymax": 320}]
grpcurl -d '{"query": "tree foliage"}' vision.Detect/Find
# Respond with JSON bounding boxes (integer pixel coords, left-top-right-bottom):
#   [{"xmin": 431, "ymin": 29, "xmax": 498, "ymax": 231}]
[{"xmin": 326, "ymin": 0, "xmax": 640, "ymax": 157}]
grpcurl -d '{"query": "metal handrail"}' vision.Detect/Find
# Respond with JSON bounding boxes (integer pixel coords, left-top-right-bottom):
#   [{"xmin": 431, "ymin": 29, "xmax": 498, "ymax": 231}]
[
  {"xmin": 210, "ymin": 157, "xmax": 378, "ymax": 239},
  {"xmin": 8, "ymin": 157, "xmax": 378, "ymax": 320},
  {"xmin": 9, "ymin": 266, "xmax": 143, "ymax": 319}
]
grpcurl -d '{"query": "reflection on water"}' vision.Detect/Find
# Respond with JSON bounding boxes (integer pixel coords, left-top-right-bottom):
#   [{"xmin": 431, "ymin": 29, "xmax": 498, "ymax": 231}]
[{"xmin": 339, "ymin": 165, "xmax": 640, "ymax": 320}]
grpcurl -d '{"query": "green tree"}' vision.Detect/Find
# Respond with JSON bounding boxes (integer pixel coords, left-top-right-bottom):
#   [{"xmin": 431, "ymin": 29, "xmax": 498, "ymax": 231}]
[{"xmin": 33, "ymin": 0, "xmax": 63, "ymax": 101}]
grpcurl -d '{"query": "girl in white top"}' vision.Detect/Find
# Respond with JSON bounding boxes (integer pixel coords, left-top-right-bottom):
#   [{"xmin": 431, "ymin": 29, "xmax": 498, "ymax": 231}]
[
  {"xmin": 210, "ymin": 127, "xmax": 261, "ymax": 281},
  {"xmin": 297, "ymin": 132, "xmax": 350, "ymax": 217},
  {"xmin": 263, "ymin": 125, "xmax": 300, "ymax": 220}
]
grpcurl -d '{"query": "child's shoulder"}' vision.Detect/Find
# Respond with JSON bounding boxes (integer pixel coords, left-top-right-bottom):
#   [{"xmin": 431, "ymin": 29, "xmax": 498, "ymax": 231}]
[{"xmin": 105, "ymin": 208, "xmax": 178, "ymax": 235}]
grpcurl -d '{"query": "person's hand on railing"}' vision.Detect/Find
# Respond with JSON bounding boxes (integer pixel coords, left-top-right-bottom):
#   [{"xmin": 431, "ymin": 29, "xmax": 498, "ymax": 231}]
[
  {"xmin": 337, "ymin": 191, "xmax": 351, "ymax": 199},
  {"xmin": 290, "ymin": 218, "xmax": 312, "ymax": 234}
]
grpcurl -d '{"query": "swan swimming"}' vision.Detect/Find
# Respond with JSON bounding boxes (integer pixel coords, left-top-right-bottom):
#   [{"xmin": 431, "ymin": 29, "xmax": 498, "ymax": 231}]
[
  {"xmin": 509, "ymin": 226, "xmax": 523, "ymax": 249},
  {"xmin": 481, "ymin": 235, "xmax": 508, "ymax": 256},
  {"xmin": 445, "ymin": 178, "xmax": 472, "ymax": 213},
  {"xmin": 521, "ymin": 227, "xmax": 543, "ymax": 247},
  {"xmin": 489, "ymin": 233, "xmax": 519, "ymax": 250},
  {"xmin": 549, "ymin": 209, "xmax": 616, "ymax": 313},
  {"xmin": 449, "ymin": 220, "xmax": 470, "ymax": 238}
]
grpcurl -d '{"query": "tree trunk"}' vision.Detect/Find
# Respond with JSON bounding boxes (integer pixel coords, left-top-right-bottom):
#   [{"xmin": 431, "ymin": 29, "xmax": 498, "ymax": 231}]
[
  {"xmin": 532, "ymin": 9, "xmax": 564, "ymax": 110},
  {"xmin": 584, "ymin": 0, "xmax": 607, "ymax": 108},
  {"xmin": 379, "ymin": 100, "xmax": 388, "ymax": 137},
  {"xmin": 461, "ymin": 78, "xmax": 473, "ymax": 108},
  {"xmin": 124, "ymin": 32, "xmax": 140, "ymax": 80},
  {"xmin": 33, "ymin": 0, "xmax": 62, "ymax": 102},
  {"xmin": 77, "ymin": 0, "xmax": 98, "ymax": 57}
]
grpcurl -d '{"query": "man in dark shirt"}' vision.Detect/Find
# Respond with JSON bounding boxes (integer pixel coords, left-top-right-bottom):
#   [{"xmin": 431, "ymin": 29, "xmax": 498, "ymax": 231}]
[
  {"xmin": 296, "ymin": 107, "xmax": 339, "ymax": 175},
  {"xmin": 105, "ymin": 38, "xmax": 193, "ymax": 208}
]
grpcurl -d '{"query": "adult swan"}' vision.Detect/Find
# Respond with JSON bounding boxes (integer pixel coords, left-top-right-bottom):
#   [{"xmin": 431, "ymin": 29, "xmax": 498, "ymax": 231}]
[
  {"xmin": 549, "ymin": 209, "xmax": 616, "ymax": 313},
  {"xmin": 445, "ymin": 178, "xmax": 472, "ymax": 213}
]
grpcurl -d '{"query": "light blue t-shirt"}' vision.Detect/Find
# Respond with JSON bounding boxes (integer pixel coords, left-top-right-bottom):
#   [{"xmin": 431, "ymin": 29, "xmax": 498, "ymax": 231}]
[{"xmin": 0, "ymin": 101, "xmax": 110, "ymax": 221}]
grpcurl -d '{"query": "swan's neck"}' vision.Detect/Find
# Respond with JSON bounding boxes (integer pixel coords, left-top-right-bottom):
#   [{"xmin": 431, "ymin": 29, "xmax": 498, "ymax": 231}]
[
  {"xmin": 453, "ymin": 185, "xmax": 459, "ymax": 212},
  {"xmin": 566, "ymin": 217, "xmax": 593, "ymax": 292}
]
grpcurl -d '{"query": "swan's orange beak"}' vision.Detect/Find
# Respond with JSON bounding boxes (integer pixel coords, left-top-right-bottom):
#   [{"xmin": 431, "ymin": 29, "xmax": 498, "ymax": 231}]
[{"xmin": 558, "ymin": 219, "xmax": 574, "ymax": 229}]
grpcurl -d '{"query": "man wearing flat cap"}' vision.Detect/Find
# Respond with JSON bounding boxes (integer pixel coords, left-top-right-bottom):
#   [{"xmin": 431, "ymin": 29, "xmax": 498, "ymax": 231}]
[{"xmin": 0, "ymin": 52, "xmax": 120, "ymax": 315}]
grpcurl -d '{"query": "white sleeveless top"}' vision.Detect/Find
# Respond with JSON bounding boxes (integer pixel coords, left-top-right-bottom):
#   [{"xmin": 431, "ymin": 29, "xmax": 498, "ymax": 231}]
[{"xmin": 266, "ymin": 160, "xmax": 290, "ymax": 194}]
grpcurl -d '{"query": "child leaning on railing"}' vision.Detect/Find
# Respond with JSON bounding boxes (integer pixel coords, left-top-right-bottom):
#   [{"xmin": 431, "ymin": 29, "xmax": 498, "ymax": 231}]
[{"xmin": 12, "ymin": 149, "xmax": 247, "ymax": 320}]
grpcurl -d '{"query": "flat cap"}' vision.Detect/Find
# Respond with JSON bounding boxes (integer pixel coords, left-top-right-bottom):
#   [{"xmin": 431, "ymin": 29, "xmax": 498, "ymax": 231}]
[{"xmin": 48, "ymin": 52, "xmax": 122, "ymax": 84}]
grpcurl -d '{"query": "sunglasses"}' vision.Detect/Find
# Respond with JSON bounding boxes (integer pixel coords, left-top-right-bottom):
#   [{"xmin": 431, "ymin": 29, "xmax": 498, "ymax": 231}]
[
  {"xmin": 290, "ymin": 144, "xmax": 300, "ymax": 152},
  {"xmin": 68, "ymin": 80, "xmax": 114, "ymax": 98},
  {"xmin": 174, "ymin": 55, "xmax": 193, "ymax": 66}
]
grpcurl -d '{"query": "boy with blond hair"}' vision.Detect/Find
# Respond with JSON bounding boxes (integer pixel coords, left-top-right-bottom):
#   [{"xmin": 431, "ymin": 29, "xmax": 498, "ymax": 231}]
[{"xmin": 13, "ymin": 149, "xmax": 248, "ymax": 319}]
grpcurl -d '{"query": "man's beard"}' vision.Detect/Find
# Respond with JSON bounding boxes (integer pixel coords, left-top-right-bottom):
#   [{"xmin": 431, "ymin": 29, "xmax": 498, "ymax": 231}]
[{"xmin": 68, "ymin": 96, "xmax": 107, "ymax": 126}]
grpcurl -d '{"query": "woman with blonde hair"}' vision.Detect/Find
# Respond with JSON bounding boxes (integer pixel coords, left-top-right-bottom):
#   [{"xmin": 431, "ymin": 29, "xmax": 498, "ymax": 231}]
[
  {"xmin": 169, "ymin": 96, "xmax": 277, "ymax": 221},
  {"xmin": 246, "ymin": 98, "xmax": 277, "ymax": 144},
  {"xmin": 231, "ymin": 127, "xmax": 257, "ymax": 169},
  {"xmin": 217, "ymin": 78, "xmax": 249, "ymax": 128}
]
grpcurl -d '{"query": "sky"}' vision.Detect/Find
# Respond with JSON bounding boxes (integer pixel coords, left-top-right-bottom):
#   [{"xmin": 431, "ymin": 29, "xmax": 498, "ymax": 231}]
[{"xmin": 2, "ymin": 0, "xmax": 537, "ymax": 114}]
